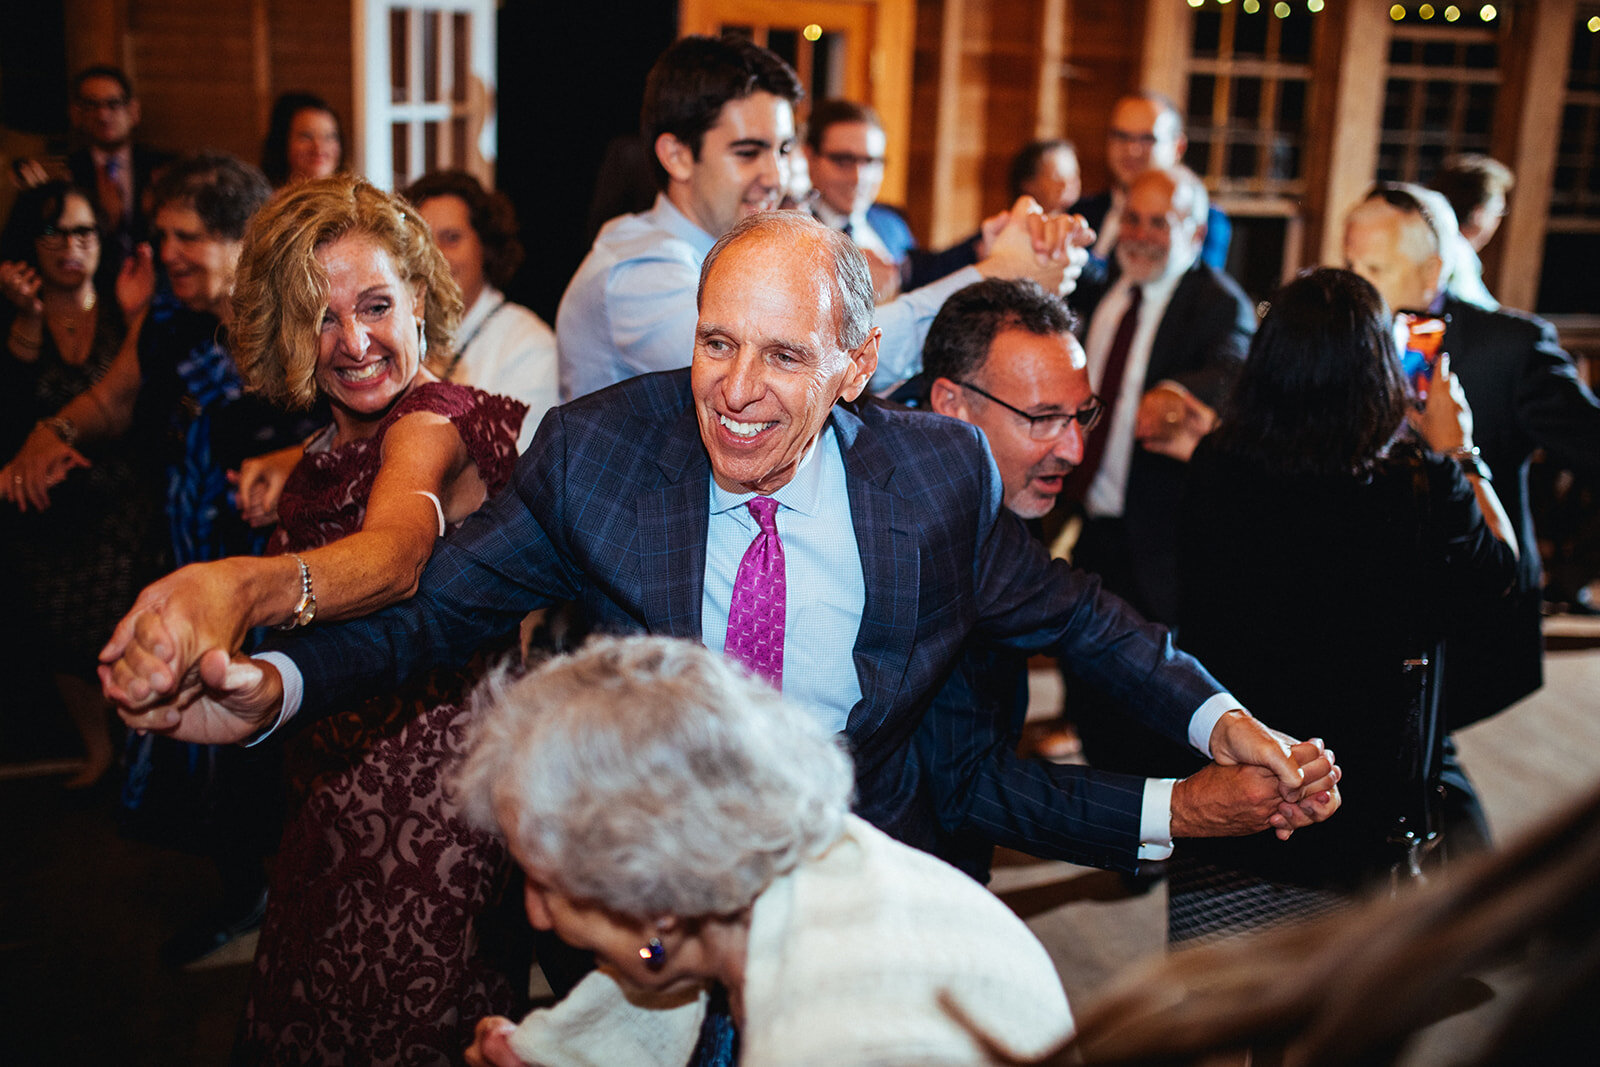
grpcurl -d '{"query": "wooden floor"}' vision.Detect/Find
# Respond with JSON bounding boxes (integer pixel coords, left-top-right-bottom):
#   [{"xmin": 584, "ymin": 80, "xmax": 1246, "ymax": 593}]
[{"xmin": 1, "ymin": 617, "xmax": 1596, "ymax": 1064}]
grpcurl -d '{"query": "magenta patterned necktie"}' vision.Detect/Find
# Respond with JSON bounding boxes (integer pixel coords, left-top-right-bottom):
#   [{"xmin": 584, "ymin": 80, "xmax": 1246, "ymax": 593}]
[{"xmin": 724, "ymin": 496, "xmax": 785, "ymax": 689}]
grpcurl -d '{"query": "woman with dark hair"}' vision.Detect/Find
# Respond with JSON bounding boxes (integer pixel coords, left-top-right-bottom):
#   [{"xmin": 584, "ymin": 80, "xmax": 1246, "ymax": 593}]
[
  {"xmin": 260, "ymin": 91, "xmax": 344, "ymax": 188},
  {"xmin": 405, "ymin": 169, "xmax": 556, "ymax": 449},
  {"xmin": 4, "ymin": 153, "xmax": 318, "ymax": 961},
  {"xmin": 1165, "ymin": 267, "xmax": 1519, "ymax": 942},
  {"xmin": 0, "ymin": 180, "xmax": 157, "ymax": 786}
]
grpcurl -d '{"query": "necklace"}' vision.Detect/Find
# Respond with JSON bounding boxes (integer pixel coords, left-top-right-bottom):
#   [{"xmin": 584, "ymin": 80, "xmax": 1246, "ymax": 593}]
[{"xmin": 47, "ymin": 290, "xmax": 98, "ymax": 364}]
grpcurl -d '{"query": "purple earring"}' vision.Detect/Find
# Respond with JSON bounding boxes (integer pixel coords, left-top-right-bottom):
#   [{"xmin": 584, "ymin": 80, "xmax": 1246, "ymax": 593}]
[{"xmin": 638, "ymin": 936, "xmax": 667, "ymax": 972}]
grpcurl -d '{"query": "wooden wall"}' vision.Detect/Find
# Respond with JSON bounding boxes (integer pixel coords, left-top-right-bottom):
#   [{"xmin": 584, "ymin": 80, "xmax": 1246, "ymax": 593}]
[
  {"xmin": 905, "ymin": 0, "xmax": 1145, "ymax": 248},
  {"xmin": 62, "ymin": 0, "xmax": 353, "ymax": 173}
]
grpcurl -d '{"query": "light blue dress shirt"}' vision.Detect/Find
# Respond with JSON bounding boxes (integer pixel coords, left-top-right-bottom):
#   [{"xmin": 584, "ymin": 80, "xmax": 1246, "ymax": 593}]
[
  {"xmin": 702, "ymin": 423, "xmax": 865, "ymax": 734},
  {"xmin": 553, "ymin": 193, "xmax": 986, "ymax": 402}
]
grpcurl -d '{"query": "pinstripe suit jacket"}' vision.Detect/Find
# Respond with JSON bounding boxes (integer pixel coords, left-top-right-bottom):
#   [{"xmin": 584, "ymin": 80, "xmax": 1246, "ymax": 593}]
[{"xmin": 275, "ymin": 369, "xmax": 1224, "ymax": 860}]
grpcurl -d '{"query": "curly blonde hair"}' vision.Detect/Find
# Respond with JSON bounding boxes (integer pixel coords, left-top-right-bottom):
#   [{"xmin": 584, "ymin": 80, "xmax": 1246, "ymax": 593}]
[{"xmin": 230, "ymin": 174, "xmax": 462, "ymax": 409}]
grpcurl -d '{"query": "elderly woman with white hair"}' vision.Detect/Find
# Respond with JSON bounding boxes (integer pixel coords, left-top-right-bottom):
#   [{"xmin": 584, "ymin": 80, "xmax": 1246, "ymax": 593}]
[{"xmin": 458, "ymin": 635, "xmax": 1073, "ymax": 1067}]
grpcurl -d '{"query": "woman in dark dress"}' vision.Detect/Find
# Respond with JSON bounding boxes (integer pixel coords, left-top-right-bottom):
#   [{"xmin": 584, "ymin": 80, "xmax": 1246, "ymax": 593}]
[
  {"xmin": 0, "ymin": 180, "xmax": 157, "ymax": 786},
  {"xmin": 1168, "ymin": 268, "xmax": 1520, "ymax": 943},
  {"xmin": 105, "ymin": 174, "xmax": 528, "ymax": 1061}
]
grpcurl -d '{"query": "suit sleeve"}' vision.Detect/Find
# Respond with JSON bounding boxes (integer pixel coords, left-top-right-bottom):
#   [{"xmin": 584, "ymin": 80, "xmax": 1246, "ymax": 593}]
[
  {"xmin": 264, "ymin": 406, "xmax": 587, "ymax": 720},
  {"xmin": 1511, "ymin": 316, "xmax": 1600, "ymax": 471},
  {"xmin": 966, "ymin": 453, "xmax": 1227, "ymax": 743},
  {"xmin": 912, "ymin": 647, "xmax": 1148, "ymax": 872},
  {"xmin": 1158, "ymin": 271, "xmax": 1253, "ymax": 408}
]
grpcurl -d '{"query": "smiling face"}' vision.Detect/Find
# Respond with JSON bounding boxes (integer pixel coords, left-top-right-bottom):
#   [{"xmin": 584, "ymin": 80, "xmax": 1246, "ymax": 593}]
[
  {"xmin": 153, "ymin": 203, "xmax": 242, "ymax": 317},
  {"xmin": 806, "ymin": 119, "xmax": 886, "ymax": 217},
  {"xmin": 662, "ymin": 91, "xmax": 795, "ymax": 239},
  {"xmin": 416, "ymin": 194, "xmax": 486, "ymax": 307},
  {"xmin": 1116, "ymin": 171, "xmax": 1203, "ymax": 285},
  {"xmin": 312, "ymin": 233, "xmax": 426, "ymax": 437},
  {"xmin": 287, "ymin": 107, "xmax": 342, "ymax": 184},
  {"xmin": 691, "ymin": 230, "xmax": 877, "ymax": 495},
  {"xmin": 937, "ymin": 327, "xmax": 1092, "ymax": 519},
  {"xmin": 35, "ymin": 192, "xmax": 100, "ymax": 291}
]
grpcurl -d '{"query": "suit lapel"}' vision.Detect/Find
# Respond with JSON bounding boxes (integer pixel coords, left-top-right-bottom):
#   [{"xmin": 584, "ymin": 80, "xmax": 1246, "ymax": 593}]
[
  {"xmin": 636, "ymin": 405, "xmax": 709, "ymax": 640},
  {"xmin": 834, "ymin": 404, "xmax": 920, "ymax": 736}
]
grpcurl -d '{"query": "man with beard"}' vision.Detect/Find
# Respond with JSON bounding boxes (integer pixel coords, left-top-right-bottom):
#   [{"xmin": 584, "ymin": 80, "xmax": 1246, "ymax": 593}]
[{"xmin": 1063, "ymin": 164, "xmax": 1256, "ymax": 779}]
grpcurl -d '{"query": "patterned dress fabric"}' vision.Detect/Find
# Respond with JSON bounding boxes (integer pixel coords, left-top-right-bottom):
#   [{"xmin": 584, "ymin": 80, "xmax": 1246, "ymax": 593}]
[
  {"xmin": 723, "ymin": 496, "xmax": 785, "ymax": 688},
  {"xmin": 237, "ymin": 381, "xmax": 529, "ymax": 1064}
]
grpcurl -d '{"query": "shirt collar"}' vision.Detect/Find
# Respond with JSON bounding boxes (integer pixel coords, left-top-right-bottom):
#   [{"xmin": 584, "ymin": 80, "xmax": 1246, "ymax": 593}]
[
  {"xmin": 650, "ymin": 192, "xmax": 719, "ymax": 259},
  {"xmin": 810, "ymin": 198, "xmax": 863, "ymax": 233},
  {"xmin": 708, "ymin": 421, "xmax": 836, "ymax": 519}
]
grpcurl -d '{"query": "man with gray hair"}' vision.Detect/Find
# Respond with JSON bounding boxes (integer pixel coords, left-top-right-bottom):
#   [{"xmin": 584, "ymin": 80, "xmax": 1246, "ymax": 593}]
[
  {"xmin": 109, "ymin": 211, "xmax": 1339, "ymax": 892},
  {"xmin": 1062, "ymin": 164, "xmax": 1255, "ymax": 779},
  {"xmin": 1343, "ymin": 181, "xmax": 1600, "ymax": 731}
]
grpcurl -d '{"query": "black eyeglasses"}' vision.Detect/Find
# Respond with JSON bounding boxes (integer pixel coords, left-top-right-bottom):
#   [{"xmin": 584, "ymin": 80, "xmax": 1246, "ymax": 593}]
[
  {"xmin": 821, "ymin": 152, "xmax": 885, "ymax": 169},
  {"xmin": 956, "ymin": 381, "xmax": 1105, "ymax": 441},
  {"xmin": 74, "ymin": 96, "xmax": 129, "ymax": 112},
  {"xmin": 37, "ymin": 225, "xmax": 99, "ymax": 249}
]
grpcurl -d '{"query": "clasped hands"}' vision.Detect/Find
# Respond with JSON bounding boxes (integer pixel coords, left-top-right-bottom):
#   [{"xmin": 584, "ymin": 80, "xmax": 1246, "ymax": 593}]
[
  {"xmin": 98, "ymin": 561, "xmax": 286, "ymax": 744},
  {"xmin": 976, "ymin": 196, "xmax": 1095, "ymax": 297},
  {"xmin": 1171, "ymin": 709, "xmax": 1342, "ymax": 841}
]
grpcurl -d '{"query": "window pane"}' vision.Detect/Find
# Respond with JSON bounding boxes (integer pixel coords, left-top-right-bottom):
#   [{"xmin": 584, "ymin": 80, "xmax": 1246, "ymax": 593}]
[
  {"xmin": 453, "ymin": 14, "xmax": 470, "ymax": 103},
  {"xmin": 1279, "ymin": 12, "xmax": 1314, "ymax": 63},
  {"xmin": 424, "ymin": 11, "xmax": 441, "ymax": 103},
  {"xmin": 1227, "ymin": 141, "xmax": 1256, "ymax": 180},
  {"xmin": 1231, "ymin": 76, "xmax": 1262, "ymax": 124},
  {"xmin": 1276, "ymin": 79, "xmax": 1306, "ymax": 136},
  {"xmin": 1193, "ymin": 11, "xmax": 1223, "ymax": 58},
  {"xmin": 1235, "ymin": 10, "xmax": 1268, "ymax": 57},
  {"xmin": 452, "ymin": 118, "xmax": 469, "ymax": 167},
  {"xmin": 392, "ymin": 123, "xmax": 409, "ymax": 182},
  {"xmin": 424, "ymin": 121, "xmax": 439, "ymax": 171},
  {"xmin": 390, "ymin": 10, "xmax": 409, "ymax": 105}
]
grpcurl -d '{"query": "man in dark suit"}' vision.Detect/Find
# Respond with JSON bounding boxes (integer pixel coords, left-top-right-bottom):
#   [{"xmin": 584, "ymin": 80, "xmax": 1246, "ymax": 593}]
[
  {"xmin": 803, "ymin": 98, "xmax": 987, "ymax": 297},
  {"xmin": 107, "ymin": 212, "xmax": 1338, "ymax": 873},
  {"xmin": 63, "ymin": 66, "xmax": 169, "ymax": 291},
  {"xmin": 905, "ymin": 277, "xmax": 1285, "ymax": 880},
  {"xmin": 1070, "ymin": 92, "xmax": 1231, "ymax": 285},
  {"xmin": 1343, "ymin": 183, "xmax": 1600, "ymax": 729},
  {"xmin": 1063, "ymin": 164, "xmax": 1255, "ymax": 778}
]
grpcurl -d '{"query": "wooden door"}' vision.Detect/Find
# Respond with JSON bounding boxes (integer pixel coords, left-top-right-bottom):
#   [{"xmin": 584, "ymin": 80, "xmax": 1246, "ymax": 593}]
[{"xmin": 679, "ymin": 0, "xmax": 914, "ymax": 205}]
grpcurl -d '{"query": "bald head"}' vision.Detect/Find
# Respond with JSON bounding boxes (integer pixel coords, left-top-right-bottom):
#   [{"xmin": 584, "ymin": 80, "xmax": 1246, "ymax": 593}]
[
  {"xmin": 1116, "ymin": 165, "xmax": 1207, "ymax": 284},
  {"xmin": 1343, "ymin": 187, "xmax": 1448, "ymax": 313}
]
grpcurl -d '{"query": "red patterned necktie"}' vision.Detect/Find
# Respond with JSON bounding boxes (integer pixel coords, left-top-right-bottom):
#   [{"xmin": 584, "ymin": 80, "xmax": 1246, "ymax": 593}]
[
  {"xmin": 724, "ymin": 496, "xmax": 785, "ymax": 689},
  {"xmin": 1064, "ymin": 284, "xmax": 1143, "ymax": 502}
]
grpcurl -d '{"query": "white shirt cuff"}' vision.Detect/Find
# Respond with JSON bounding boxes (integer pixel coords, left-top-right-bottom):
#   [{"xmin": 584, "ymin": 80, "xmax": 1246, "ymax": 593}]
[
  {"xmin": 241, "ymin": 651, "xmax": 303, "ymax": 747},
  {"xmin": 1138, "ymin": 777, "xmax": 1177, "ymax": 860},
  {"xmin": 1189, "ymin": 692, "xmax": 1245, "ymax": 756}
]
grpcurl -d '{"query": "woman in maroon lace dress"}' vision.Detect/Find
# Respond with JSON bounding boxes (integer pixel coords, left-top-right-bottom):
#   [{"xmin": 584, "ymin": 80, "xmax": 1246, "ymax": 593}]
[{"xmin": 104, "ymin": 175, "xmax": 528, "ymax": 1061}]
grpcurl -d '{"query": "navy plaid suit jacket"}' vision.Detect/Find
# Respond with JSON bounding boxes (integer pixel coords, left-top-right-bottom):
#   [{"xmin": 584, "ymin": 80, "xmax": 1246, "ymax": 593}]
[{"xmin": 276, "ymin": 369, "xmax": 1225, "ymax": 862}]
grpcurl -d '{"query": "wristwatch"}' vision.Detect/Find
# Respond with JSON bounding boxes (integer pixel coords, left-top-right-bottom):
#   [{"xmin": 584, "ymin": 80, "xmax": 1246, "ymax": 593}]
[
  {"xmin": 1447, "ymin": 444, "xmax": 1493, "ymax": 482},
  {"xmin": 39, "ymin": 415, "xmax": 79, "ymax": 446}
]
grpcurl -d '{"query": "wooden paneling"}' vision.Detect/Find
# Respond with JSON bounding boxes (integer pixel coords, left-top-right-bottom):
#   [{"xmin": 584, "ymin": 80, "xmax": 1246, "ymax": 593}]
[
  {"xmin": 1302, "ymin": 0, "xmax": 1389, "ymax": 270},
  {"xmin": 1061, "ymin": 0, "xmax": 1145, "ymax": 195},
  {"xmin": 1491, "ymin": 0, "xmax": 1577, "ymax": 312},
  {"xmin": 59, "ymin": 0, "xmax": 356, "ymax": 172}
]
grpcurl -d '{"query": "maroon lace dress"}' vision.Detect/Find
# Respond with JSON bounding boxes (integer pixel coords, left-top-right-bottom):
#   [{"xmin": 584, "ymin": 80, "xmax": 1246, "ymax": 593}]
[{"xmin": 237, "ymin": 382, "xmax": 529, "ymax": 1065}]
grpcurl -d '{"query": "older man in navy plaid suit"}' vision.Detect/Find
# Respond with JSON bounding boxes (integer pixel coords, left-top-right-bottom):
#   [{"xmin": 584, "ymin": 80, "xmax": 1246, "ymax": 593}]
[{"xmin": 107, "ymin": 211, "xmax": 1338, "ymax": 870}]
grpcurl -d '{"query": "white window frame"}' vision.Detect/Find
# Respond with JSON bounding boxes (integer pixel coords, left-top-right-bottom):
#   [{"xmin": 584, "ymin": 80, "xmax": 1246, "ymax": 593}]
[{"xmin": 353, "ymin": 0, "xmax": 497, "ymax": 191}]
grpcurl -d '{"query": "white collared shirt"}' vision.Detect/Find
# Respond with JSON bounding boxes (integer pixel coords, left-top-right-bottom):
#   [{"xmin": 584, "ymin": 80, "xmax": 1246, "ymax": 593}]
[{"xmin": 1082, "ymin": 265, "xmax": 1185, "ymax": 518}]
